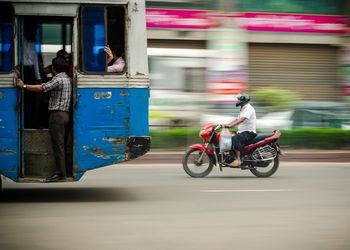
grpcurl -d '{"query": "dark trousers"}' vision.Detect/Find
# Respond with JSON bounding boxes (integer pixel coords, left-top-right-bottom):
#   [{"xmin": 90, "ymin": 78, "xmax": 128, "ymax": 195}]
[
  {"xmin": 49, "ymin": 111, "xmax": 72, "ymax": 177},
  {"xmin": 231, "ymin": 131, "xmax": 256, "ymax": 151}
]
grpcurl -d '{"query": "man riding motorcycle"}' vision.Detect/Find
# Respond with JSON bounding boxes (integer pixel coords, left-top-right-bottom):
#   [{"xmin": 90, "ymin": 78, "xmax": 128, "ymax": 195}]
[
  {"xmin": 183, "ymin": 92, "xmax": 281, "ymax": 178},
  {"xmin": 223, "ymin": 93, "xmax": 257, "ymax": 166}
]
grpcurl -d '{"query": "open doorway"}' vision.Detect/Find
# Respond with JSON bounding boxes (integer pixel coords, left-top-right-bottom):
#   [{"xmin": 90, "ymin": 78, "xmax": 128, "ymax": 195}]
[{"xmin": 19, "ymin": 16, "xmax": 74, "ymax": 178}]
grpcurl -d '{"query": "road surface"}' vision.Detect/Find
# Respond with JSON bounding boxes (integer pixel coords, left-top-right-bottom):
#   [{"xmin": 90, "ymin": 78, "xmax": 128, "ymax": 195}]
[{"xmin": 1, "ymin": 161, "xmax": 350, "ymax": 250}]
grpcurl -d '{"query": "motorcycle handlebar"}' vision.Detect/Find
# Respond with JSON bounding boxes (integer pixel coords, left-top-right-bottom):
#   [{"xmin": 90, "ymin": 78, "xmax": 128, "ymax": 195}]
[{"xmin": 214, "ymin": 124, "xmax": 223, "ymax": 130}]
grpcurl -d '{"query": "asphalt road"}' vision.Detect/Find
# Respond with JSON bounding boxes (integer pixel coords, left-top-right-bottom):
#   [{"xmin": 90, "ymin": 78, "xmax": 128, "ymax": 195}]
[{"xmin": 1, "ymin": 161, "xmax": 350, "ymax": 250}]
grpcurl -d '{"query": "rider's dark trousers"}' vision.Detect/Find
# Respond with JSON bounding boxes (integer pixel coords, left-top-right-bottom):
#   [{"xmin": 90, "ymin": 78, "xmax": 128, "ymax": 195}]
[
  {"xmin": 49, "ymin": 111, "xmax": 72, "ymax": 177},
  {"xmin": 231, "ymin": 131, "xmax": 256, "ymax": 151}
]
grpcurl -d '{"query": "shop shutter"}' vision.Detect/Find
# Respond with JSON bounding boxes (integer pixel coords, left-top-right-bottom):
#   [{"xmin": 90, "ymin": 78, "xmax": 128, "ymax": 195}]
[{"xmin": 248, "ymin": 43, "xmax": 340, "ymax": 100}]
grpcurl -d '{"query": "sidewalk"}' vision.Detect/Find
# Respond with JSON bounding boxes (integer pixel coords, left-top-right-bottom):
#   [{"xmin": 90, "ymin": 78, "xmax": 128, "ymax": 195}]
[{"xmin": 130, "ymin": 149, "xmax": 350, "ymax": 164}]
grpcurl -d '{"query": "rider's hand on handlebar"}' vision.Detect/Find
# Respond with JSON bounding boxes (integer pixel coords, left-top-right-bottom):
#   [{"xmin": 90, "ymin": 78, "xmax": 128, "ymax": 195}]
[{"xmin": 215, "ymin": 124, "xmax": 223, "ymax": 130}]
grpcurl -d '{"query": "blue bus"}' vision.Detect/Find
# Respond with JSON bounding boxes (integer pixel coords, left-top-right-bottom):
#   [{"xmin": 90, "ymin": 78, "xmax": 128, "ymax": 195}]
[{"xmin": 0, "ymin": 0, "xmax": 150, "ymax": 187}]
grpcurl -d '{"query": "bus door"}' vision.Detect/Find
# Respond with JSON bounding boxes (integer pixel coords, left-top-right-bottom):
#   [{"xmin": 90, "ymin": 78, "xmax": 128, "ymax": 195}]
[
  {"xmin": 74, "ymin": 5, "xmax": 130, "ymax": 175},
  {"xmin": 17, "ymin": 14, "xmax": 74, "ymax": 179},
  {"xmin": 0, "ymin": 4, "xmax": 18, "ymax": 181}
]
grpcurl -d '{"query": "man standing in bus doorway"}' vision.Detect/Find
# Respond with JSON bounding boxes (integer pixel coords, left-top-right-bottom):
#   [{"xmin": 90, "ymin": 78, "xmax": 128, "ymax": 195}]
[
  {"xmin": 17, "ymin": 57, "xmax": 72, "ymax": 182},
  {"xmin": 23, "ymin": 19, "xmax": 42, "ymax": 128}
]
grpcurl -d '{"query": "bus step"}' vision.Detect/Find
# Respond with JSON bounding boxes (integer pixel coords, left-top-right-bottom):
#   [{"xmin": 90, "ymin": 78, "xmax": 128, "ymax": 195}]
[
  {"xmin": 18, "ymin": 177, "xmax": 75, "ymax": 183},
  {"xmin": 24, "ymin": 151, "xmax": 56, "ymax": 177}
]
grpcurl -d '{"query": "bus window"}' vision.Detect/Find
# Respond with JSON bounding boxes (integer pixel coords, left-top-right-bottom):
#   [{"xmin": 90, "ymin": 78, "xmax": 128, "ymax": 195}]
[
  {"xmin": 81, "ymin": 6, "xmax": 126, "ymax": 73},
  {"xmin": 0, "ymin": 4, "xmax": 13, "ymax": 73},
  {"xmin": 41, "ymin": 22, "xmax": 72, "ymax": 71}
]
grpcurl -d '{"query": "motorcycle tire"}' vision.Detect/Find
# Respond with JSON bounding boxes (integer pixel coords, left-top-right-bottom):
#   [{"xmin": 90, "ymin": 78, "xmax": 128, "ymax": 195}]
[
  {"xmin": 182, "ymin": 148, "xmax": 214, "ymax": 178},
  {"xmin": 250, "ymin": 156, "xmax": 279, "ymax": 178}
]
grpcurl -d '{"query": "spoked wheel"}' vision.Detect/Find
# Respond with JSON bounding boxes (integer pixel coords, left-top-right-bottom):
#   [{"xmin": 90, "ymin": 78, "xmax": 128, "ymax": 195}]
[
  {"xmin": 250, "ymin": 156, "xmax": 279, "ymax": 177},
  {"xmin": 182, "ymin": 148, "xmax": 214, "ymax": 178}
]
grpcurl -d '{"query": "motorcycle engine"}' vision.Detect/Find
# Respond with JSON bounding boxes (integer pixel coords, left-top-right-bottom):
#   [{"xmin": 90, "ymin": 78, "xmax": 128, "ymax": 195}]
[{"xmin": 225, "ymin": 154, "xmax": 235, "ymax": 164}]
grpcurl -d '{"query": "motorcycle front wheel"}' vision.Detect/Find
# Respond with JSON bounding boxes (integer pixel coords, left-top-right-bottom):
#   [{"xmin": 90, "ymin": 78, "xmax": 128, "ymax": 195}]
[
  {"xmin": 250, "ymin": 156, "xmax": 279, "ymax": 177},
  {"xmin": 182, "ymin": 148, "xmax": 214, "ymax": 178}
]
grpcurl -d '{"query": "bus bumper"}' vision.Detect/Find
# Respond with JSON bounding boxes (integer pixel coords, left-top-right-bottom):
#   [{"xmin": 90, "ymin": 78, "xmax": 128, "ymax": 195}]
[{"xmin": 126, "ymin": 136, "xmax": 151, "ymax": 160}]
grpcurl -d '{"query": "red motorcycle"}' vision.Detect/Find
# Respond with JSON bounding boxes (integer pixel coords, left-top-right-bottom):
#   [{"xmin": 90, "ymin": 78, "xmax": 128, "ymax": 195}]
[{"xmin": 182, "ymin": 123, "xmax": 282, "ymax": 178}]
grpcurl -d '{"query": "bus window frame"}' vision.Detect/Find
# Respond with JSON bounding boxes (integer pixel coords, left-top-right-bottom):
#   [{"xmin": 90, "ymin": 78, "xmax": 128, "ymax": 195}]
[
  {"xmin": 0, "ymin": 3, "xmax": 15, "ymax": 74},
  {"xmin": 79, "ymin": 5, "xmax": 127, "ymax": 75},
  {"xmin": 39, "ymin": 18, "xmax": 74, "ymax": 68}
]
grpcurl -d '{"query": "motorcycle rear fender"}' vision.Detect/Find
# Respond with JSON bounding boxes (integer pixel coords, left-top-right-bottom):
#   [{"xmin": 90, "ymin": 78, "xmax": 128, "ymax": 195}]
[
  {"xmin": 190, "ymin": 144, "xmax": 214, "ymax": 155},
  {"xmin": 242, "ymin": 130, "xmax": 281, "ymax": 154},
  {"xmin": 275, "ymin": 142, "xmax": 283, "ymax": 155}
]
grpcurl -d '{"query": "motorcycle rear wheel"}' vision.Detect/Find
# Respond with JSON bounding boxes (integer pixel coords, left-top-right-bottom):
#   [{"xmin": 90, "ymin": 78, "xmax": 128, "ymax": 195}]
[
  {"xmin": 250, "ymin": 156, "xmax": 279, "ymax": 177},
  {"xmin": 182, "ymin": 148, "xmax": 214, "ymax": 178}
]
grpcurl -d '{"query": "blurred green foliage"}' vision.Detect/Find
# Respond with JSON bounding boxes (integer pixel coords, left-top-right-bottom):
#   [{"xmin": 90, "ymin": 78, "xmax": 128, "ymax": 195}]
[
  {"xmin": 251, "ymin": 87, "xmax": 300, "ymax": 111},
  {"xmin": 238, "ymin": 0, "xmax": 346, "ymax": 15},
  {"xmin": 150, "ymin": 128, "xmax": 200, "ymax": 149},
  {"xmin": 149, "ymin": 110, "xmax": 177, "ymax": 120},
  {"xmin": 150, "ymin": 128, "xmax": 350, "ymax": 149},
  {"xmin": 280, "ymin": 128, "xmax": 350, "ymax": 149}
]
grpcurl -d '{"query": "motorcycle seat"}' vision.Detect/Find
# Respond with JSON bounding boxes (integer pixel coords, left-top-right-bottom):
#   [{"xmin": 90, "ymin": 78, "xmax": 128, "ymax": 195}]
[{"xmin": 249, "ymin": 132, "xmax": 275, "ymax": 144}]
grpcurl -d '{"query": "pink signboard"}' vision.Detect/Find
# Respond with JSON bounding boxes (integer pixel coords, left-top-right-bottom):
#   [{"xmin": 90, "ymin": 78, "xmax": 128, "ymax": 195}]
[
  {"xmin": 146, "ymin": 8, "xmax": 216, "ymax": 30},
  {"xmin": 146, "ymin": 8, "xmax": 348, "ymax": 34},
  {"xmin": 236, "ymin": 12, "xmax": 348, "ymax": 34}
]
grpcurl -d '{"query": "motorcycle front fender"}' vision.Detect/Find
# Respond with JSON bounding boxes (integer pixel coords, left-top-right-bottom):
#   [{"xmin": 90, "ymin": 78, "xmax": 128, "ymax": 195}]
[{"xmin": 190, "ymin": 144, "xmax": 214, "ymax": 155}]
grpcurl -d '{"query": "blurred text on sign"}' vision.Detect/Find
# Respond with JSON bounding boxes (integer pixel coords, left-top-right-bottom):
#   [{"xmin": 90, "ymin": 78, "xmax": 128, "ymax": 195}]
[{"xmin": 146, "ymin": 8, "xmax": 348, "ymax": 34}]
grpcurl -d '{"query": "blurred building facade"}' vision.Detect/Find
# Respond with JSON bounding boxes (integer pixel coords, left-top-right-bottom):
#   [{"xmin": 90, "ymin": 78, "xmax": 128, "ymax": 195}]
[{"xmin": 146, "ymin": 0, "xmax": 349, "ymax": 102}]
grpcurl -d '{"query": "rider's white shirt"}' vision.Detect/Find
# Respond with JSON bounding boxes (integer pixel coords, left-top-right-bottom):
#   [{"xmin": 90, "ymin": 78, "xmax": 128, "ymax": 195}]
[{"xmin": 238, "ymin": 103, "xmax": 256, "ymax": 133}]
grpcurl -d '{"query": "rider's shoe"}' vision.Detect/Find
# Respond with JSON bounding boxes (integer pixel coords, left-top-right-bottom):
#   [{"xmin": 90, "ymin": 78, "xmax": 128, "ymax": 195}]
[{"xmin": 231, "ymin": 159, "xmax": 241, "ymax": 167}]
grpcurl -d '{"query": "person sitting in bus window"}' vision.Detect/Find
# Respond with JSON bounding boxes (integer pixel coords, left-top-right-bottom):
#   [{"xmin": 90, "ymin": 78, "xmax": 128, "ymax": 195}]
[
  {"xmin": 104, "ymin": 44, "xmax": 125, "ymax": 73},
  {"xmin": 17, "ymin": 57, "xmax": 72, "ymax": 182},
  {"xmin": 44, "ymin": 49, "xmax": 73, "ymax": 78}
]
